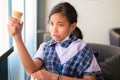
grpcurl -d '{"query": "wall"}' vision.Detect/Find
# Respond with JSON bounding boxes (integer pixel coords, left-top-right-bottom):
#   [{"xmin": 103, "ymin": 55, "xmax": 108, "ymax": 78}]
[{"xmin": 45, "ymin": 0, "xmax": 120, "ymax": 45}]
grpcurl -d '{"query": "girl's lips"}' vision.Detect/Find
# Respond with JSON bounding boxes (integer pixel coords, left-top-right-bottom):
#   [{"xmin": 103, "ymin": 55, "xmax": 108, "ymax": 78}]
[{"xmin": 52, "ymin": 35, "xmax": 60, "ymax": 38}]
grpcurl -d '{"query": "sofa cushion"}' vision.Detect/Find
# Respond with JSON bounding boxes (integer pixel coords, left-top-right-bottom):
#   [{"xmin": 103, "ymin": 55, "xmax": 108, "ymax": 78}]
[{"xmin": 100, "ymin": 54, "xmax": 120, "ymax": 80}]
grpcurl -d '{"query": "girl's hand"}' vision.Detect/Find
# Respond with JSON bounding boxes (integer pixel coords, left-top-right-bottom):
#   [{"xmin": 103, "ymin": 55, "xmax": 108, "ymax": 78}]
[
  {"xmin": 30, "ymin": 70, "xmax": 57, "ymax": 80},
  {"xmin": 7, "ymin": 17, "xmax": 23, "ymax": 39}
]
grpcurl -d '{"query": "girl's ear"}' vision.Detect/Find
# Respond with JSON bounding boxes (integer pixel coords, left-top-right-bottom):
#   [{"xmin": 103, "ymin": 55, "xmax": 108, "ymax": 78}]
[{"xmin": 70, "ymin": 23, "xmax": 77, "ymax": 32}]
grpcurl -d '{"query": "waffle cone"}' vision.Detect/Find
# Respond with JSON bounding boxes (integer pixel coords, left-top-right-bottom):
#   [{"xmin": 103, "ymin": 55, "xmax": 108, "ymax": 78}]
[{"xmin": 12, "ymin": 11, "xmax": 23, "ymax": 19}]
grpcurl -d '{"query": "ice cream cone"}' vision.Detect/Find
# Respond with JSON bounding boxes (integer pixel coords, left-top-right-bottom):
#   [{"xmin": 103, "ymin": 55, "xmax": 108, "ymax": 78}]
[{"xmin": 12, "ymin": 11, "xmax": 23, "ymax": 19}]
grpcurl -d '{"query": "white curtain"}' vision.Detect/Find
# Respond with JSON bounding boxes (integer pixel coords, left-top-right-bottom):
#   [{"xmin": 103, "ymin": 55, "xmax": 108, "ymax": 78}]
[
  {"xmin": 8, "ymin": 0, "xmax": 37, "ymax": 80},
  {"xmin": 0, "ymin": 0, "xmax": 9, "ymax": 54}
]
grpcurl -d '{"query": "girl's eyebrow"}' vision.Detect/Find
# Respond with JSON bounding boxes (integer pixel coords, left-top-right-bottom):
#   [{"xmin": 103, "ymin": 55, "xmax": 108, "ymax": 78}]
[
  {"xmin": 57, "ymin": 22, "xmax": 63, "ymax": 23},
  {"xmin": 49, "ymin": 21, "xmax": 63, "ymax": 23}
]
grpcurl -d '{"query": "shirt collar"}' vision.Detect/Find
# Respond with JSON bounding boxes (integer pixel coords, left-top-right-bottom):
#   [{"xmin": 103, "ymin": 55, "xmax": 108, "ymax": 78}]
[{"xmin": 48, "ymin": 34, "xmax": 77, "ymax": 48}]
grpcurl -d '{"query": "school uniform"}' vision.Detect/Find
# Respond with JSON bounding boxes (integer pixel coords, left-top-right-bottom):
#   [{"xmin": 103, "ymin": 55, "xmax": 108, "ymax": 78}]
[{"xmin": 34, "ymin": 34, "xmax": 104, "ymax": 80}]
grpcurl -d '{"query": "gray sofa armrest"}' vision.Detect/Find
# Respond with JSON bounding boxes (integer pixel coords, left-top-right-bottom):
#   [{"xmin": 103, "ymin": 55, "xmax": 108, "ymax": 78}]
[{"xmin": 88, "ymin": 43, "xmax": 120, "ymax": 80}]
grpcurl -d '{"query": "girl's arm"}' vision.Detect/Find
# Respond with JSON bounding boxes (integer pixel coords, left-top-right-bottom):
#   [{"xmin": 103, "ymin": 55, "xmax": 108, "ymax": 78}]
[
  {"xmin": 31, "ymin": 70, "xmax": 96, "ymax": 80},
  {"xmin": 8, "ymin": 17, "xmax": 42, "ymax": 75},
  {"xmin": 14, "ymin": 36, "xmax": 42, "ymax": 74},
  {"xmin": 58, "ymin": 75, "xmax": 96, "ymax": 80}
]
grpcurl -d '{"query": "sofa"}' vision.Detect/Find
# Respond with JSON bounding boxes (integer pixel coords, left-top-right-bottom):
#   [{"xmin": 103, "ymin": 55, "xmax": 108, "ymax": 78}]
[{"xmin": 88, "ymin": 43, "xmax": 120, "ymax": 80}]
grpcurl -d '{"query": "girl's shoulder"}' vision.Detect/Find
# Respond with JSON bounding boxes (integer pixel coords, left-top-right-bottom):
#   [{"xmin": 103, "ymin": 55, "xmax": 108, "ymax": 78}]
[
  {"xmin": 37, "ymin": 42, "xmax": 48, "ymax": 50},
  {"xmin": 39, "ymin": 40, "xmax": 54, "ymax": 49},
  {"xmin": 72, "ymin": 39, "xmax": 87, "ymax": 49}
]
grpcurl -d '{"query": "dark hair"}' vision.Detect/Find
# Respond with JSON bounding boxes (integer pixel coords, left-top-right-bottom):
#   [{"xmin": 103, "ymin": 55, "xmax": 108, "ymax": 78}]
[
  {"xmin": 49, "ymin": 2, "xmax": 78, "ymax": 24},
  {"xmin": 72, "ymin": 27, "xmax": 83, "ymax": 39}
]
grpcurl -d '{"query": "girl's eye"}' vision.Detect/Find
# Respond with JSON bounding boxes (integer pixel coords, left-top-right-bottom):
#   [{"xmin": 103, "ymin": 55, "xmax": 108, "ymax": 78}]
[
  {"xmin": 57, "ymin": 23, "xmax": 64, "ymax": 26},
  {"xmin": 49, "ymin": 22, "xmax": 53, "ymax": 26},
  {"xmin": 48, "ymin": 21, "xmax": 64, "ymax": 27}
]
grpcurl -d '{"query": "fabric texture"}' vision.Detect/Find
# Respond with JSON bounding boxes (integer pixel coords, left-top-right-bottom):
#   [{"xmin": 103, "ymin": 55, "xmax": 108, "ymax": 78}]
[
  {"xmin": 88, "ymin": 43, "xmax": 120, "ymax": 80},
  {"xmin": 100, "ymin": 54, "xmax": 120, "ymax": 80},
  {"xmin": 42, "ymin": 35, "xmax": 104, "ymax": 80}
]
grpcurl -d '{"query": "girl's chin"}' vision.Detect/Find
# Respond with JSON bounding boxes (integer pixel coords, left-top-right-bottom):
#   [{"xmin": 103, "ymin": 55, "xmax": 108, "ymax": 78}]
[
  {"xmin": 53, "ymin": 38, "xmax": 61, "ymax": 42},
  {"xmin": 53, "ymin": 38, "xmax": 62, "ymax": 42}
]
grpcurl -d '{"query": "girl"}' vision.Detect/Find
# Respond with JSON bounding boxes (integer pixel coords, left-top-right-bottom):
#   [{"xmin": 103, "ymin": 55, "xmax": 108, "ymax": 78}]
[{"xmin": 8, "ymin": 2, "xmax": 104, "ymax": 80}]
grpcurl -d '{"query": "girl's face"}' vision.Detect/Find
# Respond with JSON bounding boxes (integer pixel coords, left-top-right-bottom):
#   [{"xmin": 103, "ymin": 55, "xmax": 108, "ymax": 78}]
[{"xmin": 49, "ymin": 13, "xmax": 76, "ymax": 42}]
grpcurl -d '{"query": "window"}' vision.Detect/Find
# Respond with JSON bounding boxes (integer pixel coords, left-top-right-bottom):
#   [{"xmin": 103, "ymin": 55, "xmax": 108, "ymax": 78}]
[
  {"xmin": 0, "ymin": 0, "xmax": 9, "ymax": 55},
  {"xmin": 0, "ymin": 0, "xmax": 37, "ymax": 79},
  {"xmin": 7, "ymin": 0, "xmax": 37, "ymax": 80}
]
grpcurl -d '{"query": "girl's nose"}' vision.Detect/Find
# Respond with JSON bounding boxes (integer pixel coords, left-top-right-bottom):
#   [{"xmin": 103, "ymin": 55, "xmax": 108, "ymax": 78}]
[{"xmin": 53, "ymin": 26, "xmax": 58, "ymax": 33}]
